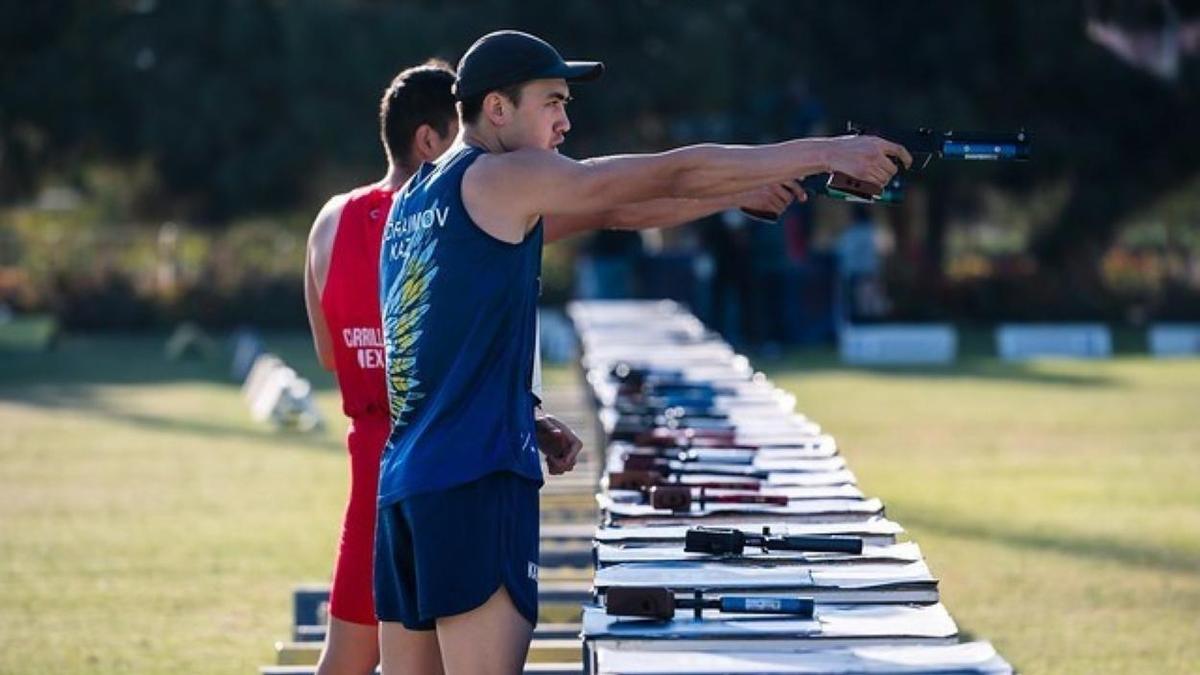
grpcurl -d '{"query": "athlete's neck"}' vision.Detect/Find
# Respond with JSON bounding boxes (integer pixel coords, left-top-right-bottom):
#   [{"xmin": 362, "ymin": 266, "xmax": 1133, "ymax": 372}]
[
  {"xmin": 377, "ymin": 162, "xmax": 413, "ymax": 191},
  {"xmin": 462, "ymin": 126, "xmax": 509, "ymax": 154}
]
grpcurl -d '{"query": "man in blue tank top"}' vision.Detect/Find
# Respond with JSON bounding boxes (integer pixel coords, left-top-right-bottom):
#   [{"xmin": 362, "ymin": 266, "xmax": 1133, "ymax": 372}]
[{"xmin": 376, "ymin": 30, "xmax": 911, "ymax": 675}]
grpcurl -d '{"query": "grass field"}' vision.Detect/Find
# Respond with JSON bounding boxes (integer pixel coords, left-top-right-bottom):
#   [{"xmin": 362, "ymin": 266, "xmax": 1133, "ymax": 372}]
[
  {"xmin": 1, "ymin": 332, "xmax": 1198, "ymax": 674},
  {"xmin": 766, "ymin": 352, "xmax": 1200, "ymax": 674}
]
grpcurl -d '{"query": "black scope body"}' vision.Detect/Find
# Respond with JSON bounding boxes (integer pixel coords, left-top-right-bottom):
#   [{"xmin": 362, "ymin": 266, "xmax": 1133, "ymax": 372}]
[{"xmin": 684, "ymin": 526, "xmax": 863, "ymax": 555}]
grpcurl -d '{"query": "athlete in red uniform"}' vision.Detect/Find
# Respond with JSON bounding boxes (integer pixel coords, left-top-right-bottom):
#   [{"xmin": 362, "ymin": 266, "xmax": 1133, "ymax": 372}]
[
  {"xmin": 304, "ymin": 61, "xmax": 460, "ymax": 675},
  {"xmin": 304, "ymin": 59, "xmax": 804, "ymax": 675},
  {"xmin": 315, "ymin": 183, "xmax": 396, "ymax": 620}
]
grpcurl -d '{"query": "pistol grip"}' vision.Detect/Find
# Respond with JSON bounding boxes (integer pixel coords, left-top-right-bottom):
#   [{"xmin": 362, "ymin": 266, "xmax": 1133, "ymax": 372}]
[
  {"xmin": 740, "ymin": 207, "xmax": 780, "ymax": 222},
  {"xmin": 827, "ymin": 172, "xmax": 883, "ymax": 199}
]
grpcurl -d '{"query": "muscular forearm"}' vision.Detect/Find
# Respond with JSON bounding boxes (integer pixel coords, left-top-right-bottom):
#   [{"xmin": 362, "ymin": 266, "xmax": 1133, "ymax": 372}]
[
  {"xmin": 657, "ymin": 139, "xmax": 832, "ymax": 199},
  {"xmin": 543, "ymin": 194, "xmax": 738, "ymax": 243},
  {"xmin": 573, "ymin": 140, "xmax": 828, "ymax": 209},
  {"xmin": 610, "ymin": 195, "xmax": 738, "ymax": 230}
]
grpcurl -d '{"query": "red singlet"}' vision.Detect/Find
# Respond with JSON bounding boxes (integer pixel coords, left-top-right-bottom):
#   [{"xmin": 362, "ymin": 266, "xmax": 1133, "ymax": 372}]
[{"xmin": 319, "ymin": 185, "xmax": 394, "ymax": 625}]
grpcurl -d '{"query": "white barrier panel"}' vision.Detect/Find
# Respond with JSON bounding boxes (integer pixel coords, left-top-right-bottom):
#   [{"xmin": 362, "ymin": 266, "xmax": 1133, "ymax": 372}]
[
  {"xmin": 273, "ymin": 376, "xmax": 325, "ymax": 432},
  {"xmin": 249, "ymin": 365, "xmax": 300, "ymax": 423},
  {"xmin": 996, "ymin": 323, "xmax": 1112, "ymax": 360},
  {"xmin": 241, "ymin": 353, "xmax": 324, "ymax": 432},
  {"xmin": 839, "ymin": 324, "xmax": 957, "ymax": 365},
  {"xmin": 242, "ymin": 354, "xmax": 283, "ymax": 403},
  {"xmin": 249, "ymin": 366, "xmax": 325, "ymax": 432},
  {"xmin": 1149, "ymin": 323, "xmax": 1200, "ymax": 357}
]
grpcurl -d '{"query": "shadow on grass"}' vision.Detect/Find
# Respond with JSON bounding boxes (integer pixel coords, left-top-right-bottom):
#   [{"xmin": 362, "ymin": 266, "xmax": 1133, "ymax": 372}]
[
  {"xmin": 0, "ymin": 332, "xmax": 342, "ymax": 453},
  {"xmin": 898, "ymin": 507, "xmax": 1200, "ymax": 577},
  {"xmin": 0, "ymin": 332, "xmax": 336, "ymax": 390},
  {"xmin": 4, "ymin": 379, "xmax": 343, "ymax": 453},
  {"xmin": 760, "ymin": 350, "xmax": 1120, "ymax": 388}
]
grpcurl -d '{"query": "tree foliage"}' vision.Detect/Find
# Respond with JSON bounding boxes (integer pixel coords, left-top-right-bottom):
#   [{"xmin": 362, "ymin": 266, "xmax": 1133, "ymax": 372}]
[{"xmin": 2, "ymin": 0, "xmax": 1198, "ymax": 284}]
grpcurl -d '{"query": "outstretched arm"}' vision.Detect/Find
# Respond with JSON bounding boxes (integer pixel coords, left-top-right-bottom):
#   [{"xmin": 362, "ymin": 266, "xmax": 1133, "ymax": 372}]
[
  {"xmin": 464, "ymin": 136, "xmax": 909, "ymax": 242},
  {"xmin": 543, "ymin": 183, "xmax": 805, "ymax": 243}
]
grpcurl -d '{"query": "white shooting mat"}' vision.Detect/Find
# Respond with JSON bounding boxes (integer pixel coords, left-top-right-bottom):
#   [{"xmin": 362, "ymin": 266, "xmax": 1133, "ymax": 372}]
[
  {"xmin": 604, "ymin": 454, "xmax": 849, "ymax": 477},
  {"xmin": 603, "ymin": 444, "xmax": 842, "ymax": 469},
  {"xmin": 602, "ymin": 419, "xmax": 826, "ymax": 446},
  {"xmin": 605, "ymin": 484, "xmax": 864, "ymax": 505},
  {"xmin": 608, "ymin": 435, "xmax": 838, "ymax": 459},
  {"xmin": 587, "ymin": 368, "xmax": 756, "ymax": 394},
  {"xmin": 602, "ymin": 410, "xmax": 818, "ymax": 434},
  {"xmin": 600, "ymin": 496, "xmax": 884, "ymax": 525},
  {"xmin": 593, "ymin": 519, "xmax": 905, "ymax": 546},
  {"xmin": 594, "ymin": 541, "xmax": 922, "ymax": 566},
  {"xmin": 594, "ymin": 641, "xmax": 1012, "ymax": 674},
  {"xmin": 581, "ymin": 602, "xmax": 958, "ymax": 646},
  {"xmin": 593, "ymin": 560, "xmax": 937, "ymax": 604},
  {"xmin": 596, "ymin": 384, "xmax": 796, "ymax": 411},
  {"xmin": 765, "ymin": 469, "xmax": 859, "ymax": 486},
  {"xmin": 604, "ymin": 469, "xmax": 860, "ymax": 490},
  {"xmin": 582, "ymin": 341, "xmax": 738, "ymax": 364}
]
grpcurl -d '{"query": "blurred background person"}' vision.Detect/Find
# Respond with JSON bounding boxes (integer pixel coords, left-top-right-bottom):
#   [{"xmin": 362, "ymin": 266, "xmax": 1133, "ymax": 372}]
[{"xmin": 835, "ymin": 205, "xmax": 890, "ymax": 325}]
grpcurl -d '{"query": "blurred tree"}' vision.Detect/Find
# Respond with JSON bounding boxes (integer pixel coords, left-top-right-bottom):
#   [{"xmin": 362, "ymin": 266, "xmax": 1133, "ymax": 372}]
[{"xmin": 1, "ymin": 0, "xmax": 1197, "ymax": 311}]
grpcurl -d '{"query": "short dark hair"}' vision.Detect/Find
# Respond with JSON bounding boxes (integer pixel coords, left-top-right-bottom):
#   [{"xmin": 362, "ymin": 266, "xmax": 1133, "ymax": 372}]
[
  {"xmin": 459, "ymin": 82, "xmax": 526, "ymax": 126},
  {"xmin": 380, "ymin": 60, "xmax": 457, "ymax": 167}
]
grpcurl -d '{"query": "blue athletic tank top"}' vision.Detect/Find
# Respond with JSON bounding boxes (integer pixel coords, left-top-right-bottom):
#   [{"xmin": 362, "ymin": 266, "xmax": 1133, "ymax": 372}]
[{"xmin": 377, "ymin": 144, "xmax": 544, "ymax": 505}]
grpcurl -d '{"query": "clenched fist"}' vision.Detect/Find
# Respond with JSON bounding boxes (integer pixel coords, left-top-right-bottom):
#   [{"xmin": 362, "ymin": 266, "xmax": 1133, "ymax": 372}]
[
  {"xmin": 737, "ymin": 182, "xmax": 808, "ymax": 221},
  {"xmin": 825, "ymin": 135, "xmax": 912, "ymax": 189},
  {"xmin": 536, "ymin": 412, "xmax": 584, "ymax": 475}
]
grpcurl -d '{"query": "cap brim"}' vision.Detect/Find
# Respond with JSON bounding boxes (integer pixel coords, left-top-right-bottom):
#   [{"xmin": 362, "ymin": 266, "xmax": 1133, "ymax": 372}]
[
  {"xmin": 558, "ymin": 61, "xmax": 604, "ymax": 83},
  {"xmin": 454, "ymin": 61, "xmax": 606, "ymax": 100}
]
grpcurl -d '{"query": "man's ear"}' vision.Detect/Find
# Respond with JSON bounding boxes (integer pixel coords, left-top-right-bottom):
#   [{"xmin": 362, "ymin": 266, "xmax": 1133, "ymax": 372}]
[
  {"xmin": 483, "ymin": 91, "xmax": 510, "ymax": 126},
  {"xmin": 413, "ymin": 124, "xmax": 437, "ymax": 162}
]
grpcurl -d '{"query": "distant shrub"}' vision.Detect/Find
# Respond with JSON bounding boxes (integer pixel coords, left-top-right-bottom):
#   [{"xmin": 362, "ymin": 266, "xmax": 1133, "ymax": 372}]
[{"xmin": 1, "ymin": 211, "xmax": 309, "ymax": 330}]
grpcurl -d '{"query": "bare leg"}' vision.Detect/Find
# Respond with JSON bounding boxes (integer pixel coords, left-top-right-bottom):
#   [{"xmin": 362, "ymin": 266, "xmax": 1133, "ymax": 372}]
[
  {"xmin": 435, "ymin": 587, "xmax": 533, "ymax": 675},
  {"xmin": 379, "ymin": 620, "xmax": 444, "ymax": 675}
]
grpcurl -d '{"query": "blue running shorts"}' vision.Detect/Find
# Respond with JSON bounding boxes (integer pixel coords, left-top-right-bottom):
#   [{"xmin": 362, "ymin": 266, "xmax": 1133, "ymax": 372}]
[{"xmin": 374, "ymin": 470, "xmax": 540, "ymax": 630}]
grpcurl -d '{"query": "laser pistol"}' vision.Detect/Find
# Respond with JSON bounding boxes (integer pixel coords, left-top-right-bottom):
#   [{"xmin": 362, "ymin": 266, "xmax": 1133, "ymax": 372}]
[
  {"xmin": 742, "ymin": 123, "xmax": 1030, "ymax": 216},
  {"xmin": 605, "ymin": 586, "xmax": 815, "ymax": 621},
  {"xmin": 684, "ymin": 525, "xmax": 864, "ymax": 555}
]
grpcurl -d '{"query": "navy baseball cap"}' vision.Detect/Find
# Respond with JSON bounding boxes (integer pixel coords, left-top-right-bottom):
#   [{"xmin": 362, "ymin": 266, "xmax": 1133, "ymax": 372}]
[{"xmin": 453, "ymin": 30, "xmax": 604, "ymax": 101}]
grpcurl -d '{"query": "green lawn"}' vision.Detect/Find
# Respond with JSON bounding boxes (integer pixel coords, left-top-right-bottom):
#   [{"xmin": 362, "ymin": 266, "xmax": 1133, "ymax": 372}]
[
  {"xmin": 1, "ymin": 334, "xmax": 1198, "ymax": 673},
  {"xmin": 766, "ymin": 353, "xmax": 1200, "ymax": 674},
  {"xmin": 0, "ymin": 333, "xmax": 348, "ymax": 674}
]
